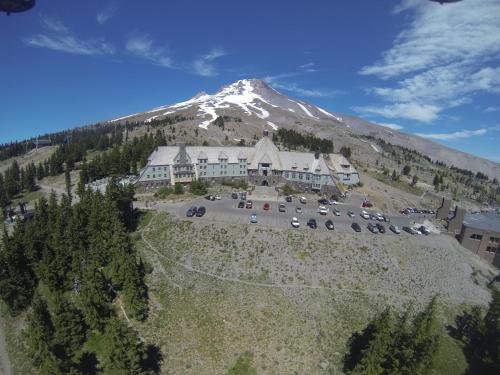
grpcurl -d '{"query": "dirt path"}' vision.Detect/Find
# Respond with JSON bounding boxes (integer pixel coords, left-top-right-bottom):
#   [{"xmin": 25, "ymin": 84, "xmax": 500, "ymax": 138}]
[{"xmin": 0, "ymin": 316, "xmax": 11, "ymax": 375}]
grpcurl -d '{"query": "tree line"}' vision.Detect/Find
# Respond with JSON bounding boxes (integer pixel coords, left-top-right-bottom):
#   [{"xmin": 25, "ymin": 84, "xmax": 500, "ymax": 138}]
[
  {"xmin": 0, "ymin": 183, "xmax": 159, "ymax": 374},
  {"xmin": 344, "ymin": 293, "xmax": 500, "ymax": 375},
  {"xmin": 274, "ymin": 128, "xmax": 334, "ymax": 154}
]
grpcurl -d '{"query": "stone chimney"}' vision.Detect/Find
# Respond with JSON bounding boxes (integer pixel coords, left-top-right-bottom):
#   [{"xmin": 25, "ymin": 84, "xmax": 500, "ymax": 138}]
[
  {"xmin": 263, "ymin": 129, "xmax": 269, "ymax": 137},
  {"xmin": 314, "ymin": 150, "xmax": 320, "ymax": 159}
]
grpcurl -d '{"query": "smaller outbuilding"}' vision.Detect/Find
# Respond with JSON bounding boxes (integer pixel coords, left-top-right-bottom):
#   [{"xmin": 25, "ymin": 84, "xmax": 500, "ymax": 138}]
[{"xmin": 458, "ymin": 211, "xmax": 500, "ymax": 267}]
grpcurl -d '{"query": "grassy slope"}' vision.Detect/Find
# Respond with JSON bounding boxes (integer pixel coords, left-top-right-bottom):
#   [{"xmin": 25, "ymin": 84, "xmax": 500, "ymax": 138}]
[{"xmin": 131, "ymin": 211, "xmax": 487, "ymax": 375}]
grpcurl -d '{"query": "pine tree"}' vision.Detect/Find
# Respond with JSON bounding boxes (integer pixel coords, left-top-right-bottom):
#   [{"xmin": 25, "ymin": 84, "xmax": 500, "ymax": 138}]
[
  {"xmin": 65, "ymin": 165, "xmax": 72, "ymax": 201},
  {"xmin": 0, "ymin": 224, "xmax": 35, "ymax": 315},
  {"xmin": 102, "ymin": 318, "xmax": 151, "ymax": 375},
  {"xmin": 26, "ymin": 292, "xmax": 54, "ymax": 369}
]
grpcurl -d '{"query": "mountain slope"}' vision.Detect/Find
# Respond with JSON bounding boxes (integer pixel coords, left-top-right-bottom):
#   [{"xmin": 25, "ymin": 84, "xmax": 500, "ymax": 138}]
[{"xmin": 108, "ymin": 79, "xmax": 500, "ymax": 179}]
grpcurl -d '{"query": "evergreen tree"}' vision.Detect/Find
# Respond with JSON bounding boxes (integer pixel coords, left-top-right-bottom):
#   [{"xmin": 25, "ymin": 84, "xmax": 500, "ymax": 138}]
[
  {"xmin": 26, "ymin": 292, "xmax": 54, "ymax": 370},
  {"xmin": 0, "ymin": 224, "xmax": 35, "ymax": 315},
  {"xmin": 65, "ymin": 165, "xmax": 72, "ymax": 201},
  {"xmin": 102, "ymin": 318, "xmax": 152, "ymax": 375},
  {"xmin": 402, "ymin": 165, "xmax": 411, "ymax": 176}
]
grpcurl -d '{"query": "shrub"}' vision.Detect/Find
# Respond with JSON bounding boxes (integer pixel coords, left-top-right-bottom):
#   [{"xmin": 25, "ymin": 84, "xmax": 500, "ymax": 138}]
[
  {"xmin": 173, "ymin": 182, "xmax": 183, "ymax": 195},
  {"xmin": 154, "ymin": 187, "xmax": 172, "ymax": 199}
]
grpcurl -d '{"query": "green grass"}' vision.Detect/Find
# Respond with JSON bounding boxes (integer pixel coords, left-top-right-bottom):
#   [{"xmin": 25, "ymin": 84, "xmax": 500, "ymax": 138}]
[{"xmin": 429, "ymin": 334, "xmax": 469, "ymax": 375}]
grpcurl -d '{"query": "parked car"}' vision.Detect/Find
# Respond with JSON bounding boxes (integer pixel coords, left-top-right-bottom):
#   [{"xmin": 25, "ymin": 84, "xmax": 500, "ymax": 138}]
[
  {"xmin": 347, "ymin": 211, "xmax": 355, "ymax": 218},
  {"xmin": 318, "ymin": 198, "xmax": 329, "ymax": 205},
  {"xmin": 186, "ymin": 207, "xmax": 197, "ymax": 217},
  {"xmin": 351, "ymin": 222, "xmax": 362, "ymax": 232},
  {"xmin": 390, "ymin": 224, "xmax": 401, "ymax": 234},
  {"xmin": 330, "ymin": 200, "xmax": 339, "ymax": 205},
  {"xmin": 333, "ymin": 208, "xmax": 341, "ymax": 216},
  {"xmin": 238, "ymin": 201, "xmax": 245, "ymax": 208},
  {"xmin": 360, "ymin": 211, "xmax": 370, "ymax": 220},
  {"xmin": 278, "ymin": 203, "xmax": 286, "ymax": 212},
  {"xmin": 369, "ymin": 214, "xmax": 377, "ymax": 220},
  {"xmin": 307, "ymin": 218, "xmax": 317, "ymax": 229},
  {"xmin": 246, "ymin": 200, "xmax": 253, "ymax": 209},
  {"xmin": 376, "ymin": 213, "xmax": 385, "ymax": 221},
  {"xmin": 291, "ymin": 217, "xmax": 300, "ymax": 228},
  {"xmin": 250, "ymin": 213, "xmax": 257, "ymax": 223},
  {"xmin": 402, "ymin": 226, "xmax": 418, "ymax": 235},
  {"xmin": 300, "ymin": 196, "xmax": 307, "ymax": 204},
  {"xmin": 231, "ymin": 192, "xmax": 239, "ymax": 199},
  {"xmin": 367, "ymin": 223, "xmax": 379, "ymax": 233},
  {"xmin": 263, "ymin": 202, "xmax": 270, "ymax": 211},
  {"xmin": 325, "ymin": 219, "xmax": 334, "ymax": 230},
  {"xmin": 286, "ymin": 196, "xmax": 292, "ymax": 202},
  {"xmin": 318, "ymin": 205, "xmax": 328, "ymax": 215},
  {"xmin": 376, "ymin": 223, "xmax": 386, "ymax": 233},
  {"xmin": 295, "ymin": 206, "xmax": 303, "ymax": 214},
  {"xmin": 240, "ymin": 192, "xmax": 247, "ymax": 200},
  {"xmin": 362, "ymin": 201, "xmax": 373, "ymax": 208},
  {"xmin": 413, "ymin": 227, "xmax": 422, "ymax": 235},
  {"xmin": 196, "ymin": 206, "xmax": 206, "ymax": 217},
  {"xmin": 205, "ymin": 195, "xmax": 215, "ymax": 201},
  {"xmin": 419, "ymin": 225, "xmax": 430, "ymax": 235},
  {"xmin": 215, "ymin": 194, "xmax": 222, "ymax": 200}
]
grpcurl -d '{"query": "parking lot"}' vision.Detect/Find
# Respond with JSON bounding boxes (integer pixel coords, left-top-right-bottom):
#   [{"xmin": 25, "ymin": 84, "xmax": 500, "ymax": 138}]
[{"xmin": 156, "ymin": 192, "xmax": 437, "ymax": 235}]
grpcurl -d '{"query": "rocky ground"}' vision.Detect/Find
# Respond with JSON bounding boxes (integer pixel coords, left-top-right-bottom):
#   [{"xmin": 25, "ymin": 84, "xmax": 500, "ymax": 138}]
[{"xmin": 133, "ymin": 211, "xmax": 496, "ymax": 375}]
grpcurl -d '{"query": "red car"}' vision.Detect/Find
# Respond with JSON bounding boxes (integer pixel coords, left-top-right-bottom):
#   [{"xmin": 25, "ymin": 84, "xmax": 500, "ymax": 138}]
[
  {"xmin": 362, "ymin": 201, "xmax": 373, "ymax": 208},
  {"xmin": 263, "ymin": 202, "xmax": 270, "ymax": 210}
]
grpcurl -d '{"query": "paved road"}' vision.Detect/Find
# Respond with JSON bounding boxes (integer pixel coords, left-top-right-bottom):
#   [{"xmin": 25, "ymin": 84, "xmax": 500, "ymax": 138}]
[{"xmin": 155, "ymin": 193, "xmax": 436, "ymax": 235}]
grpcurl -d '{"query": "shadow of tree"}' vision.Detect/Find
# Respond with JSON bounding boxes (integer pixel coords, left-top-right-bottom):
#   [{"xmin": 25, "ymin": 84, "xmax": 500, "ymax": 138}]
[{"xmin": 142, "ymin": 344, "xmax": 163, "ymax": 374}]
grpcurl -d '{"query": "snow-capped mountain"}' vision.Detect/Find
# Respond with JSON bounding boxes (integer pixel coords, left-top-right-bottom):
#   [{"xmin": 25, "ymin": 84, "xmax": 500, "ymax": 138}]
[
  {"xmin": 110, "ymin": 79, "xmax": 343, "ymax": 130},
  {"xmin": 108, "ymin": 79, "xmax": 499, "ymax": 179}
]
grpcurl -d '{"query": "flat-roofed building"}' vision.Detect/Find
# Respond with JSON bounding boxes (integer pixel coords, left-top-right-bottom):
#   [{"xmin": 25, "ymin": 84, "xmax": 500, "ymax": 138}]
[{"xmin": 458, "ymin": 211, "xmax": 500, "ymax": 267}]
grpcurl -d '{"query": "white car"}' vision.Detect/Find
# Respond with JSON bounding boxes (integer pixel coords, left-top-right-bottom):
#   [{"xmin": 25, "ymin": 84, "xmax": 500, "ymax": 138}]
[
  {"xmin": 333, "ymin": 208, "xmax": 341, "ymax": 216},
  {"xmin": 360, "ymin": 211, "xmax": 370, "ymax": 220},
  {"xmin": 291, "ymin": 217, "xmax": 300, "ymax": 228},
  {"xmin": 295, "ymin": 206, "xmax": 303, "ymax": 214},
  {"xmin": 300, "ymin": 196, "xmax": 307, "ymax": 204},
  {"xmin": 318, "ymin": 205, "xmax": 328, "ymax": 215},
  {"xmin": 412, "ymin": 227, "xmax": 422, "ymax": 235},
  {"xmin": 329, "ymin": 200, "xmax": 339, "ymax": 205},
  {"xmin": 215, "ymin": 194, "xmax": 222, "ymax": 200},
  {"xmin": 376, "ymin": 213, "xmax": 385, "ymax": 221}
]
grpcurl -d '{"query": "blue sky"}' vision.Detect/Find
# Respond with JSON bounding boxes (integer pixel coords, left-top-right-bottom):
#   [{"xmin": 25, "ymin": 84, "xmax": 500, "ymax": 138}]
[{"xmin": 0, "ymin": 0, "xmax": 499, "ymax": 162}]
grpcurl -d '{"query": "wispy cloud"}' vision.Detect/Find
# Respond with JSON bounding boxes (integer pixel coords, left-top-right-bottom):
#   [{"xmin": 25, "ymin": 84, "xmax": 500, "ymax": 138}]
[
  {"xmin": 192, "ymin": 48, "xmax": 226, "ymax": 76},
  {"xmin": 376, "ymin": 122, "xmax": 404, "ymax": 131},
  {"xmin": 359, "ymin": 0, "xmax": 500, "ymax": 123},
  {"xmin": 24, "ymin": 15, "xmax": 115, "ymax": 56},
  {"xmin": 484, "ymin": 106, "xmax": 500, "ymax": 113},
  {"xmin": 125, "ymin": 35, "xmax": 172, "ymax": 67},
  {"xmin": 354, "ymin": 102, "xmax": 441, "ymax": 123},
  {"xmin": 416, "ymin": 125, "xmax": 500, "ymax": 141},
  {"xmin": 97, "ymin": 2, "xmax": 118, "ymax": 25},
  {"xmin": 263, "ymin": 72, "xmax": 340, "ymax": 98},
  {"xmin": 299, "ymin": 62, "xmax": 317, "ymax": 72},
  {"xmin": 416, "ymin": 128, "xmax": 488, "ymax": 141}
]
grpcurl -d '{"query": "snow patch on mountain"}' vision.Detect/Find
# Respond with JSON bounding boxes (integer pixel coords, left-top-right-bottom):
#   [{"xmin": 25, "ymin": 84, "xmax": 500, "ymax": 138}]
[
  {"xmin": 266, "ymin": 121, "xmax": 278, "ymax": 130},
  {"xmin": 316, "ymin": 106, "xmax": 343, "ymax": 122},
  {"xmin": 110, "ymin": 113, "xmax": 139, "ymax": 122},
  {"xmin": 296, "ymin": 102, "xmax": 319, "ymax": 120}
]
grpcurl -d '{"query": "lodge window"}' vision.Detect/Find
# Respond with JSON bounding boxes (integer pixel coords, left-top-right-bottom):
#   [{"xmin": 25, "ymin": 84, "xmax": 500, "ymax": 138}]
[{"xmin": 470, "ymin": 234, "xmax": 483, "ymax": 240}]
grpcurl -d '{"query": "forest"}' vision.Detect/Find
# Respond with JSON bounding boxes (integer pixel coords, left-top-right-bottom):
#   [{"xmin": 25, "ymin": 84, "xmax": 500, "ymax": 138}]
[{"xmin": 0, "ymin": 183, "xmax": 159, "ymax": 374}]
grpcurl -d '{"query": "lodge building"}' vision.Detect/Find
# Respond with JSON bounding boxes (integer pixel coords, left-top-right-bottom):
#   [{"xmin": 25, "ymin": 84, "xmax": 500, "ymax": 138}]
[{"xmin": 136, "ymin": 133, "xmax": 358, "ymax": 195}]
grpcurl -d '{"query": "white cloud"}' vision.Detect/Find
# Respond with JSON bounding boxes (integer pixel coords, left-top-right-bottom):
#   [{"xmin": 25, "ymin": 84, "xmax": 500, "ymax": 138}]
[
  {"xmin": 24, "ymin": 16, "xmax": 114, "ymax": 56},
  {"xmin": 359, "ymin": 0, "xmax": 500, "ymax": 123},
  {"xmin": 40, "ymin": 14, "xmax": 68, "ymax": 33},
  {"xmin": 97, "ymin": 2, "xmax": 118, "ymax": 25},
  {"xmin": 484, "ymin": 106, "xmax": 500, "ymax": 113},
  {"xmin": 192, "ymin": 48, "xmax": 226, "ymax": 76},
  {"xmin": 416, "ymin": 128, "xmax": 488, "ymax": 141},
  {"xmin": 126, "ymin": 35, "xmax": 172, "ymax": 67},
  {"xmin": 263, "ymin": 72, "xmax": 340, "ymax": 98},
  {"xmin": 299, "ymin": 62, "xmax": 314, "ymax": 69},
  {"xmin": 354, "ymin": 102, "xmax": 441, "ymax": 123},
  {"xmin": 376, "ymin": 122, "xmax": 404, "ymax": 131}
]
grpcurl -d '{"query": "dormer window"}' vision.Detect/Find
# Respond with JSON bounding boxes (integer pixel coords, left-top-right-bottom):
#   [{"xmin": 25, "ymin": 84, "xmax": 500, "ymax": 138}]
[{"xmin": 341, "ymin": 164, "xmax": 350, "ymax": 169}]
